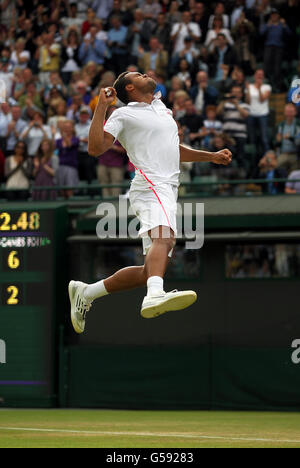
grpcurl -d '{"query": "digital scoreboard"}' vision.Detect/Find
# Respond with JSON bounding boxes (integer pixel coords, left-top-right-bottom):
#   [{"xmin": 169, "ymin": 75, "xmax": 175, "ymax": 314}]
[{"xmin": 0, "ymin": 203, "xmax": 67, "ymax": 407}]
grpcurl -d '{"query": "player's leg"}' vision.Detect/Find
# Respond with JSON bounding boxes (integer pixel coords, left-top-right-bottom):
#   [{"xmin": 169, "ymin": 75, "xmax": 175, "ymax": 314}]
[
  {"xmin": 140, "ymin": 228, "xmax": 197, "ymax": 319},
  {"xmin": 69, "ymin": 227, "xmax": 174, "ymax": 333},
  {"xmin": 82, "ymin": 226, "xmax": 174, "ymax": 298}
]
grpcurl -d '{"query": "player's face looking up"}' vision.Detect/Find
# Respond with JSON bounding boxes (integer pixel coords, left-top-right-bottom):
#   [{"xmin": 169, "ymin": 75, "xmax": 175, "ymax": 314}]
[{"xmin": 125, "ymin": 72, "xmax": 157, "ymax": 97}]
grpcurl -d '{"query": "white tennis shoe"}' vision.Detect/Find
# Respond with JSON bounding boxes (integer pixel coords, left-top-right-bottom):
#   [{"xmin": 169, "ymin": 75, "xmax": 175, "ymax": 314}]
[
  {"xmin": 69, "ymin": 281, "xmax": 92, "ymax": 334},
  {"xmin": 141, "ymin": 289, "xmax": 197, "ymax": 319}
]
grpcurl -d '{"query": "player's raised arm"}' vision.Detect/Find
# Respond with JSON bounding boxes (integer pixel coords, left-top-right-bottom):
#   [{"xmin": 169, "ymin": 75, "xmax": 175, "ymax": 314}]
[
  {"xmin": 179, "ymin": 144, "xmax": 232, "ymax": 165},
  {"xmin": 88, "ymin": 87, "xmax": 116, "ymax": 157}
]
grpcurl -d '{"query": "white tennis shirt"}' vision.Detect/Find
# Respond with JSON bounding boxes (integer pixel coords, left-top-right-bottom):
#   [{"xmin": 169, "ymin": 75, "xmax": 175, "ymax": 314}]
[{"xmin": 104, "ymin": 95, "xmax": 180, "ymax": 191}]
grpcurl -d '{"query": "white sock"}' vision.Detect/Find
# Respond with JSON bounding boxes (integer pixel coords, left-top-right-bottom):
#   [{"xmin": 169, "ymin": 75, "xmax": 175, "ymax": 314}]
[
  {"xmin": 83, "ymin": 280, "xmax": 109, "ymax": 302},
  {"xmin": 147, "ymin": 276, "xmax": 164, "ymax": 297}
]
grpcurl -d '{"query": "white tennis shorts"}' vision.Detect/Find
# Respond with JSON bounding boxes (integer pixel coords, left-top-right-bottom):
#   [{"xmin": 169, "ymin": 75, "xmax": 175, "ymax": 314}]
[{"xmin": 129, "ymin": 184, "xmax": 178, "ymax": 257}]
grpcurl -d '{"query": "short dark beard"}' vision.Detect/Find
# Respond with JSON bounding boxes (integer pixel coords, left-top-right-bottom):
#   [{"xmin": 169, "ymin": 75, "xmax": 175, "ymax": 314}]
[{"xmin": 142, "ymin": 77, "xmax": 157, "ymax": 95}]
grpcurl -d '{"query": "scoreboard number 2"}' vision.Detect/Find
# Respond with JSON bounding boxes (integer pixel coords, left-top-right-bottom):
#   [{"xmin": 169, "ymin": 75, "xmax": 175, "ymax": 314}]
[{"xmin": 7, "ymin": 286, "xmax": 19, "ymax": 305}]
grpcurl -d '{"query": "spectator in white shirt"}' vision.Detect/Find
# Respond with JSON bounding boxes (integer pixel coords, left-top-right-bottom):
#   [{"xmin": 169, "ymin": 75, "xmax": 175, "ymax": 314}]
[
  {"xmin": 204, "ymin": 16, "xmax": 233, "ymax": 53},
  {"xmin": 20, "ymin": 110, "xmax": 52, "ymax": 157},
  {"xmin": 246, "ymin": 69, "xmax": 272, "ymax": 154},
  {"xmin": 5, "ymin": 105, "xmax": 27, "ymax": 156},
  {"xmin": 171, "ymin": 11, "xmax": 201, "ymax": 55},
  {"xmin": 208, "ymin": 2, "xmax": 230, "ymax": 29},
  {"xmin": 10, "ymin": 38, "xmax": 31, "ymax": 70}
]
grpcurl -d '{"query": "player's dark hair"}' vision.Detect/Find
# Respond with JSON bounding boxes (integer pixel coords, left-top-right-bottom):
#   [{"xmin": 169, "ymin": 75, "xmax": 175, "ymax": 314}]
[{"xmin": 113, "ymin": 72, "xmax": 132, "ymax": 105}]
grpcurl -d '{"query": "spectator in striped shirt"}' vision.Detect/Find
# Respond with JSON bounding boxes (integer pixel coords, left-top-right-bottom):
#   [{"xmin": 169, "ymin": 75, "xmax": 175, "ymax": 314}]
[{"xmin": 217, "ymin": 85, "xmax": 250, "ymax": 171}]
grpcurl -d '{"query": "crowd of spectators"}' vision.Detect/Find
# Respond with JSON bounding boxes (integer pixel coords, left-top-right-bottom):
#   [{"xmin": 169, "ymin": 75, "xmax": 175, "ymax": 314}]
[{"xmin": 0, "ymin": 0, "xmax": 300, "ymax": 201}]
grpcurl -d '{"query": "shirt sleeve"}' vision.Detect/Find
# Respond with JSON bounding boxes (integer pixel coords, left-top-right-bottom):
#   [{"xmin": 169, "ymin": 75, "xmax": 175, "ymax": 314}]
[{"xmin": 104, "ymin": 109, "xmax": 124, "ymax": 140}]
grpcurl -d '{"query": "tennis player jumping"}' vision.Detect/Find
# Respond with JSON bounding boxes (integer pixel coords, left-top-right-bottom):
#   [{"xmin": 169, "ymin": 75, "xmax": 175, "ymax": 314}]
[{"xmin": 69, "ymin": 72, "xmax": 232, "ymax": 333}]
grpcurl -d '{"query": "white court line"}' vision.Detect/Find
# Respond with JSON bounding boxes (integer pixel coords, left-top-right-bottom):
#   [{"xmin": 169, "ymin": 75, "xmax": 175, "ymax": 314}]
[{"xmin": 0, "ymin": 427, "xmax": 299, "ymax": 444}]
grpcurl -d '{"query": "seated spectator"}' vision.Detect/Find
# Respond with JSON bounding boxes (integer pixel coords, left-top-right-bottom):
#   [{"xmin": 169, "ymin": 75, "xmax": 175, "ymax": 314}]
[
  {"xmin": 92, "ymin": 0, "xmax": 115, "ymax": 21},
  {"xmin": 166, "ymin": 0, "xmax": 182, "ymax": 27},
  {"xmin": 260, "ymin": 8, "xmax": 291, "ymax": 92},
  {"xmin": 140, "ymin": 0, "xmax": 162, "ymax": 23},
  {"xmin": 10, "ymin": 38, "xmax": 31, "ymax": 70},
  {"xmin": 4, "ymin": 141, "xmax": 31, "ymax": 201},
  {"xmin": 107, "ymin": 16, "xmax": 128, "ymax": 75},
  {"xmin": 246, "ymin": 68, "xmax": 272, "ymax": 155},
  {"xmin": 43, "ymin": 72, "xmax": 68, "ymax": 101},
  {"xmin": 61, "ymin": 29, "xmax": 81, "ymax": 85},
  {"xmin": 89, "ymin": 71, "xmax": 117, "ymax": 113},
  {"xmin": 82, "ymin": 62, "xmax": 103, "ymax": 90},
  {"xmin": 172, "ymin": 90, "xmax": 190, "ymax": 120},
  {"xmin": 126, "ymin": 9, "xmax": 153, "ymax": 66},
  {"xmin": 138, "ymin": 37, "xmax": 169, "ymax": 79},
  {"xmin": 32, "ymin": 138, "xmax": 59, "ymax": 201},
  {"xmin": 67, "ymin": 93, "xmax": 90, "ymax": 123},
  {"xmin": 60, "ymin": 2, "xmax": 84, "ymax": 32},
  {"xmin": 20, "ymin": 110, "xmax": 52, "ymax": 157},
  {"xmin": 217, "ymin": 85, "xmax": 250, "ymax": 170},
  {"xmin": 231, "ymin": 0, "xmax": 247, "ymax": 27},
  {"xmin": 171, "ymin": 11, "xmax": 201, "ymax": 55},
  {"xmin": 82, "ymin": 8, "xmax": 97, "ymax": 36},
  {"xmin": 166, "ymin": 75, "xmax": 185, "ymax": 108},
  {"xmin": 189, "ymin": 70, "xmax": 218, "ymax": 115},
  {"xmin": 276, "ymin": 103, "xmax": 300, "ymax": 173},
  {"xmin": 56, "ymin": 120, "xmax": 80, "ymax": 199},
  {"xmin": 75, "ymin": 106, "xmax": 94, "ymax": 184},
  {"xmin": 176, "ymin": 59, "xmax": 192, "ymax": 90},
  {"xmin": 37, "ymin": 32, "xmax": 61, "ymax": 86},
  {"xmin": 191, "ymin": 1, "xmax": 209, "ymax": 41},
  {"xmin": 68, "ymin": 81, "xmax": 92, "ymax": 107},
  {"xmin": 5, "ymin": 105, "xmax": 27, "ymax": 157},
  {"xmin": 84, "ymin": 19, "xmax": 108, "ymax": 43},
  {"xmin": 47, "ymin": 100, "xmax": 67, "ymax": 129},
  {"xmin": 79, "ymin": 25, "xmax": 107, "ymax": 66},
  {"xmin": 191, "ymin": 105, "xmax": 222, "ymax": 150},
  {"xmin": 285, "ymin": 167, "xmax": 300, "ymax": 194},
  {"xmin": 18, "ymin": 81, "xmax": 43, "ymax": 112},
  {"xmin": 207, "ymin": 33, "xmax": 236, "ymax": 82},
  {"xmin": 0, "ymin": 101, "xmax": 11, "ymax": 154},
  {"xmin": 13, "ymin": 67, "xmax": 34, "ymax": 102},
  {"xmin": 207, "ymin": 132, "xmax": 240, "ymax": 189},
  {"xmin": 107, "ymin": 0, "xmax": 134, "ymax": 27},
  {"xmin": 98, "ymin": 107, "xmax": 126, "ymax": 197},
  {"xmin": 230, "ymin": 66, "xmax": 247, "ymax": 97},
  {"xmin": 204, "ymin": 15, "xmax": 233, "ymax": 53},
  {"xmin": 171, "ymin": 36, "xmax": 200, "ymax": 77},
  {"xmin": 254, "ymin": 150, "xmax": 288, "ymax": 194},
  {"xmin": 178, "ymin": 98, "xmax": 204, "ymax": 146},
  {"xmin": 208, "ymin": 2, "xmax": 229, "ymax": 29},
  {"xmin": 0, "ymin": 56, "xmax": 14, "ymax": 99},
  {"xmin": 152, "ymin": 12, "xmax": 172, "ymax": 52}
]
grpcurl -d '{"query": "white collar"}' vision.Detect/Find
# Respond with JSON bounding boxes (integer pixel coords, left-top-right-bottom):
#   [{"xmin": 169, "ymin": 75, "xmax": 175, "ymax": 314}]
[{"xmin": 127, "ymin": 91, "xmax": 162, "ymax": 107}]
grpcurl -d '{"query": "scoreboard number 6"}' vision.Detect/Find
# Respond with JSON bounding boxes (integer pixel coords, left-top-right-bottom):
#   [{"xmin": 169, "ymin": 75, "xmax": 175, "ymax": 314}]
[
  {"xmin": 8, "ymin": 251, "xmax": 20, "ymax": 270},
  {"xmin": 7, "ymin": 286, "xmax": 19, "ymax": 305}
]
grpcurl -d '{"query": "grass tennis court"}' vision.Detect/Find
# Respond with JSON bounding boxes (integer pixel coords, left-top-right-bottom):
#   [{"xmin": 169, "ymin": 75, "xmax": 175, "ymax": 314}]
[{"xmin": 0, "ymin": 409, "xmax": 300, "ymax": 448}]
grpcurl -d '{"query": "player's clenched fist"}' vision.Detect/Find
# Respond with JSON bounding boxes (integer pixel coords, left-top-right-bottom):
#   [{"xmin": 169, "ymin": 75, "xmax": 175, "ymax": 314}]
[
  {"xmin": 212, "ymin": 149, "xmax": 233, "ymax": 165},
  {"xmin": 99, "ymin": 87, "xmax": 117, "ymax": 106}
]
